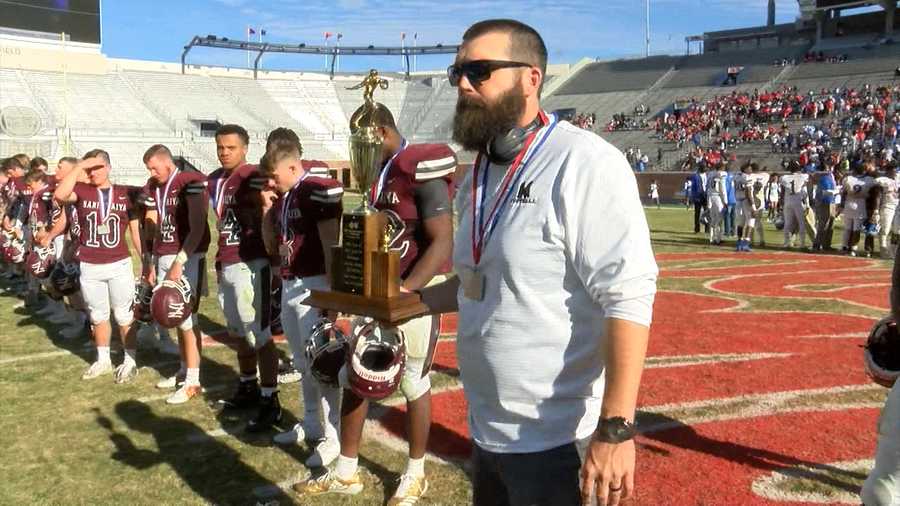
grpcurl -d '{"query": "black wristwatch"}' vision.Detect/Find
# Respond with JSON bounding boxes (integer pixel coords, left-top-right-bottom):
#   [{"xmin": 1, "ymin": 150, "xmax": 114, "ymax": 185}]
[{"xmin": 594, "ymin": 417, "xmax": 637, "ymax": 443}]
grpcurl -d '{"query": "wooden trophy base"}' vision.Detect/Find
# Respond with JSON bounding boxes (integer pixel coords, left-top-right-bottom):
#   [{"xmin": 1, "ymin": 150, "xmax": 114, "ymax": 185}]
[{"xmin": 305, "ymin": 289, "xmax": 426, "ymax": 325}]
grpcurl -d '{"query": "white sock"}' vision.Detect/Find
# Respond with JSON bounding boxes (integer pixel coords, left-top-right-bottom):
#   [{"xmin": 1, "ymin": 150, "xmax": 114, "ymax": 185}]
[
  {"xmin": 97, "ymin": 346, "xmax": 111, "ymax": 363},
  {"xmin": 335, "ymin": 455, "xmax": 358, "ymax": 480},
  {"xmin": 123, "ymin": 349, "xmax": 137, "ymax": 366},
  {"xmin": 240, "ymin": 374, "xmax": 257, "ymax": 383},
  {"xmin": 185, "ymin": 367, "xmax": 200, "ymax": 386},
  {"xmin": 260, "ymin": 386, "xmax": 276, "ymax": 397},
  {"xmin": 406, "ymin": 456, "xmax": 425, "ymax": 477}
]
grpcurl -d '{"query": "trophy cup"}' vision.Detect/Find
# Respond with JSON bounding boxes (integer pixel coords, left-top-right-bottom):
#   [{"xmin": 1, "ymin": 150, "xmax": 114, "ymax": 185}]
[{"xmin": 305, "ymin": 70, "xmax": 425, "ymax": 324}]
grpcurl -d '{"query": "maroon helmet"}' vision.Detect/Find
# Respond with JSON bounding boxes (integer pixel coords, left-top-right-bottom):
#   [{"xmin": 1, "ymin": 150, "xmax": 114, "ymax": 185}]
[
  {"xmin": 347, "ymin": 320, "xmax": 405, "ymax": 400},
  {"xmin": 864, "ymin": 316, "xmax": 900, "ymax": 388},
  {"xmin": 3, "ymin": 238, "xmax": 25, "ymax": 264},
  {"xmin": 305, "ymin": 318, "xmax": 349, "ymax": 387},
  {"xmin": 133, "ymin": 280, "xmax": 154, "ymax": 324},
  {"xmin": 49, "ymin": 262, "xmax": 80, "ymax": 295},
  {"xmin": 26, "ymin": 245, "xmax": 56, "ymax": 279},
  {"xmin": 150, "ymin": 277, "xmax": 193, "ymax": 329}
]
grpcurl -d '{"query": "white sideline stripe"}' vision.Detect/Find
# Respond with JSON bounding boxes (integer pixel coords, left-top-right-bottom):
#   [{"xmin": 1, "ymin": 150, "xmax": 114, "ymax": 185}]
[
  {"xmin": 136, "ymin": 384, "xmax": 227, "ymax": 403},
  {"xmin": 796, "ymin": 332, "xmax": 868, "ymax": 339},
  {"xmin": 0, "ymin": 350, "xmax": 75, "ymax": 365},
  {"xmin": 252, "ymin": 475, "xmax": 305, "ymax": 498},
  {"xmin": 640, "ymin": 383, "xmax": 884, "ymax": 433},
  {"xmin": 751, "ymin": 458, "xmax": 874, "ymax": 505},
  {"xmin": 645, "ymin": 352, "xmax": 792, "ymax": 369}
]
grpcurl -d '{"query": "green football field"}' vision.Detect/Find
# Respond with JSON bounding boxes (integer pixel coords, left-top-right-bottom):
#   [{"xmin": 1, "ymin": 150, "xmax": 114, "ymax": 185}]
[{"xmin": 0, "ymin": 204, "xmax": 892, "ymax": 505}]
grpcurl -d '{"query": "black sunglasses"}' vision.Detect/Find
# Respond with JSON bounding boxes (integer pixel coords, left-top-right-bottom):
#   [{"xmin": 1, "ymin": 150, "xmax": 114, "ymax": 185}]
[{"xmin": 447, "ymin": 59, "xmax": 532, "ymax": 87}]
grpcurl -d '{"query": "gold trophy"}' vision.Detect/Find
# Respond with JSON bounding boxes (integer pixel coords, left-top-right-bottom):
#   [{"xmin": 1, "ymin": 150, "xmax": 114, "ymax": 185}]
[{"xmin": 305, "ymin": 70, "xmax": 424, "ymax": 323}]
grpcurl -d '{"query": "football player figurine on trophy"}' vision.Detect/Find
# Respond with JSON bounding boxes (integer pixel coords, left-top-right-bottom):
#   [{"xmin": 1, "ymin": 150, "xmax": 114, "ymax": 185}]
[{"xmin": 305, "ymin": 71, "xmax": 424, "ymax": 323}]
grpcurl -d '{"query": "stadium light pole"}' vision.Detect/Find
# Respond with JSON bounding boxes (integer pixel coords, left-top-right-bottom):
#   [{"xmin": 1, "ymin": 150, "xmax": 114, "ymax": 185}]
[{"xmin": 645, "ymin": 0, "xmax": 650, "ymax": 57}]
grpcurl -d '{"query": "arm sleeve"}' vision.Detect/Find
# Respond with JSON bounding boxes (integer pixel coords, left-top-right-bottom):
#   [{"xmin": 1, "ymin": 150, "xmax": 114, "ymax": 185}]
[
  {"xmin": 557, "ymin": 136, "xmax": 658, "ymax": 328},
  {"xmin": 413, "ymin": 178, "xmax": 451, "ymax": 220}
]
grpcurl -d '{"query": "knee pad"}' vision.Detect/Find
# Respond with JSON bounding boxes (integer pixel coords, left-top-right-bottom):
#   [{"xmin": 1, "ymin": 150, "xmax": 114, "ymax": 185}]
[
  {"xmin": 113, "ymin": 305, "xmax": 134, "ymax": 327},
  {"xmin": 400, "ymin": 359, "xmax": 431, "ymax": 401}
]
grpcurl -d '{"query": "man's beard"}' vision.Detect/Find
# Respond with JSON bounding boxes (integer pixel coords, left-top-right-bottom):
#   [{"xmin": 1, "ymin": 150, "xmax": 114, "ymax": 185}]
[{"xmin": 452, "ymin": 84, "xmax": 527, "ymax": 153}]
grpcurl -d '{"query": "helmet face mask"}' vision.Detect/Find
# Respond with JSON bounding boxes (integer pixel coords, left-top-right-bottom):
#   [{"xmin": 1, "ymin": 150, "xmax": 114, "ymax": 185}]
[
  {"xmin": 305, "ymin": 318, "xmax": 349, "ymax": 387},
  {"xmin": 150, "ymin": 277, "xmax": 193, "ymax": 328},
  {"xmin": 133, "ymin": 281, "xmax": 154, "ymax": 323},
  {"xmin": 50, "ymin": 261, "xmax": 80, "ymax": 295},
  {"xmin": 347, "ymin": 320, "xmax": 405, "ymax": 400},
  {"xmin": 865, "ymin": 316, "xmax": 900, "ymax": 388}
]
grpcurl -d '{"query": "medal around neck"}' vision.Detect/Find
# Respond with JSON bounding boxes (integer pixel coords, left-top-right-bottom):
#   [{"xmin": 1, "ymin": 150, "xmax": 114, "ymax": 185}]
[{"xmin": 304, "ymin": 73, "xmax": 426, "ymax": 324}]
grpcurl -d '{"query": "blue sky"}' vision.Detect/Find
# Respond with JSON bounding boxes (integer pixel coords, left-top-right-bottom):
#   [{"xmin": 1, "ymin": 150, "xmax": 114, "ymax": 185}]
[{"xmin": 102, "ymin": 0, "xmax": 803, "ymax": 72}]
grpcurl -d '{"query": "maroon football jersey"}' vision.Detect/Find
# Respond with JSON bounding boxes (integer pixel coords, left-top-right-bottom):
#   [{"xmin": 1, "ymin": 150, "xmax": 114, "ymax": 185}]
[
  {"xmin": 274, "ymin": 175, "xmax": 343, "ymax": 279},
  {"xmin": 140, "ymin": 170, "xmax": 211, "ymax": 256},
  {"xmin": 72, "ymin": 183, "xmax": 136, "ymax": 264},
  {"xmin": 372, "ymin": 143, "xmax": 456, "ymax": 278},
  {"xmin": 30, "ymin": 181, "xmax": 60, "ymax": 233},
  {"xmin": 208, "ymin": 164, "xmax": 268, "ymax": 265}
]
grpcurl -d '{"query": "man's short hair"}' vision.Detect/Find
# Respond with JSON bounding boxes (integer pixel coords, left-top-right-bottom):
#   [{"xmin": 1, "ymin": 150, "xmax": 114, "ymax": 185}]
[
  {"xmin": 24, "ymin": 168, "xmax": 47, "ymax": 185},
  {"xmin": 143, "ymin": 144, "xmax": 173, "ymax": 164},
  {"xmin": 58, "ymin": 156, "xmax": 78, "ymax": 166},
  {"xmin": 215, "ymin": 124, "xmax": 250, "ymax": 146},
  {"xmin": 83, "ymin": 149, "xmax": 111, "ymax": 167},
  {"xmin": 265, "ymin": 127, "xmax": 303, "ymax": 156},
  {"xmin": 349, "ymin": 102, "xmax": 397, "ymax": 133},
  {"xmin": 259, "ymin": 143, "xmax": 300, "ymax": 176},
  {"xmin": 2, "ymin": 156, "xmax": 24, "ymax": 173},
  {"xmin": 12, "ymin": 153, "xmax": 30, "ymax": 167},
  {"xmin": 462, "ymin": 19, "xmax": 548, "ymax": 87},
  {"xmin": 29, "ymin": 157, "xmax": 48, "ymax": 171}
]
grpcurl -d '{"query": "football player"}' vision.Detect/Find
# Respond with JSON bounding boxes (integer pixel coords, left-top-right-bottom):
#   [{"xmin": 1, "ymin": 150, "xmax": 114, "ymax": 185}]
[
  {"xmin": 207, "ymin": 124, "xmax": 281, "ymax": 430},
  {"xmin": 875, "ymin": 164, "xmax": 898, "ymax": 259},
  {"xmin": 297, "ymin": 104, "xmax": 456, "ymax": 506},
  {"xmin": 139, "ymin": 144, "xmax": 211, "ymax": 404},
  {"xmin": 838, "ymin": 161, "xmax": 875, "ymax": 257},
  {"xmin": 750, "ymin": 163, "xmax": 769, "ymax": 248},
  {"xmin": 734, "ymin": 162, "xmax": 754, "ymax": 251},
  {"xmin": 259, "ymin": 129, "xmax": 344, "ymax": 468},
  {"xmin": 37, "ymin": 157, "xmax": 91, "ymax": 339},
  {"xmin": 54, "ymin": 150, "xmax": 143, "ymax": 382},
  {"xmin": 706, "ymin": 162, "xmax": 727, "ymax": 246},
  {"xmin": 779, "ymin": 161, "xmax": 810, "ymax": 249}
]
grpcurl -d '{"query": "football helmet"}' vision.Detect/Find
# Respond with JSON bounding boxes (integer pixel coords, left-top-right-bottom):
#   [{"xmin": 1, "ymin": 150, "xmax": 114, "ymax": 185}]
[
  {"xmin": 864, "ymin": 316, "xmax": 900, "ymax": 388},
  {"xmin": 133, "ymin": 281, "xmax": 154, "ymax": 323},
  {"xmin": 26, "ymin": 245, "xmax": 56, "ymax": 279},
  {"xmin": 305, "ymin": 318, "xmax": 350, "ymax": 387},
  {"xmin": 347, "ymin": 319, "xmax": 405, "ymax": 400},
  {"xmin": 774, "ymin": 215, "xmax": 785, "ymax": 231},
  {"xmin": 3, "ymin": 237, "xmax": 25, "ymax": 264},
  {"xmin": 150, "ymin": 277, "xmax": 193, "ymax": 329},
  {"xmin": 49, "ymin": 262, "xmax": 80, "ymax": 295}
]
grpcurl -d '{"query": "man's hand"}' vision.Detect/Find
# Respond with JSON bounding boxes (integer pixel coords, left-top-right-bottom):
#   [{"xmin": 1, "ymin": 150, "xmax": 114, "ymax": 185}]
[
  {"xmin": 580, "ymin": 439, "xmax": 636, "ymax": 506},
  {"xmin": 260, "ymin": 187, "xmax": 278, "ymax": 213},
  {"xmin": 35, "ymin": 231, "xmax": 49, "ymax": 248},
  {"xmin": 165, "ymin": 261, "xmax": 183, "ymax": 282},
  {"xmin": 142, "ymin": 264, "xmax": 156, "ymax": 286}
]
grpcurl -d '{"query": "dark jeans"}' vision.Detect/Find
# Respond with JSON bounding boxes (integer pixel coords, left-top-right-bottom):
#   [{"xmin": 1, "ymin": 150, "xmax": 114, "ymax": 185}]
[
  {"xmin": 814, "ymin": 201, "xmax": 834, "ymax": 249},
  {"xmin": 724, "ymin": 203, "xmax": 735, "ymax": 236},
  {"xmin": 472, "ymin": 437, "xmax": 591, "ymax": 506},
  {"xmin": 694, "ymin": 201, "xmax": 709, "ymax": 233}
]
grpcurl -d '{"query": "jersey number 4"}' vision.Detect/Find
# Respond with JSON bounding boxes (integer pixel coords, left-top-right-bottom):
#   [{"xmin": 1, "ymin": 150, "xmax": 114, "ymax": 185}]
[{"xmin": 220, "ymin": 208, "xmax": 241, "ymax": 246}]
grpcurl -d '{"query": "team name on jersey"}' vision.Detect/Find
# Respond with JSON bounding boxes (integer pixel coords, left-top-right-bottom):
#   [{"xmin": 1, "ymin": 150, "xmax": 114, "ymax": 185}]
[
  {"xmin": 81, "ymin": 201, "xmax": 128, "ymax": 212},
  {"xmin": 377, "ymin": 192, "xmax": 401, "ymax": 205},
  {"xmin": 286, "ymin": 209, "xmax": 302, "ymax": 219}
]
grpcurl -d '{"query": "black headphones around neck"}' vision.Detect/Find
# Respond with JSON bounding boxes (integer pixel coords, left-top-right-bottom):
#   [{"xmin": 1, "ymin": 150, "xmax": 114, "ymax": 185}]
[{"xmin": 485, "ymin": 115, "xmax": 543, "ymax": 165}]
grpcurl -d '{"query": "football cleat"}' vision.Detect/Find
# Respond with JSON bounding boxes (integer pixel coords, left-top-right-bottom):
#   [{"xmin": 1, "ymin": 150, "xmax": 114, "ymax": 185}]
[
  {"xmin": 273, "ymin": 422, "xmax": 323, "ymax": 445},
  {"xmin": 294, "ymin": 470, "xmax": 364, "ymax": 496},
  {"xmin": 166, "ymin": 384, "xmax": 203, "ymax": 404},
  {"xmin": 218, "ymin": 379, "xmax": 261, "ymax": 409},
  {"xmin": 156, "ymin": 373, "xmax": 184, "ymax": 390},
  {"xmin": 305, "ymin": 437, "xmax": 340, "ymax": 468},
  {"xmin": 114, "ymin": 362, "xmax": 139, "ymax": 384},
  {"xmin": 245, "ymin": 391, "xmax": 282, "ymax": 433},
  {"xmin": 82, "ymin": 360, "xmax": 113, "ymax": 380},
  {"xmin": 388, "ymin": 474, "xmax": 429, "ymax": 506}
]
